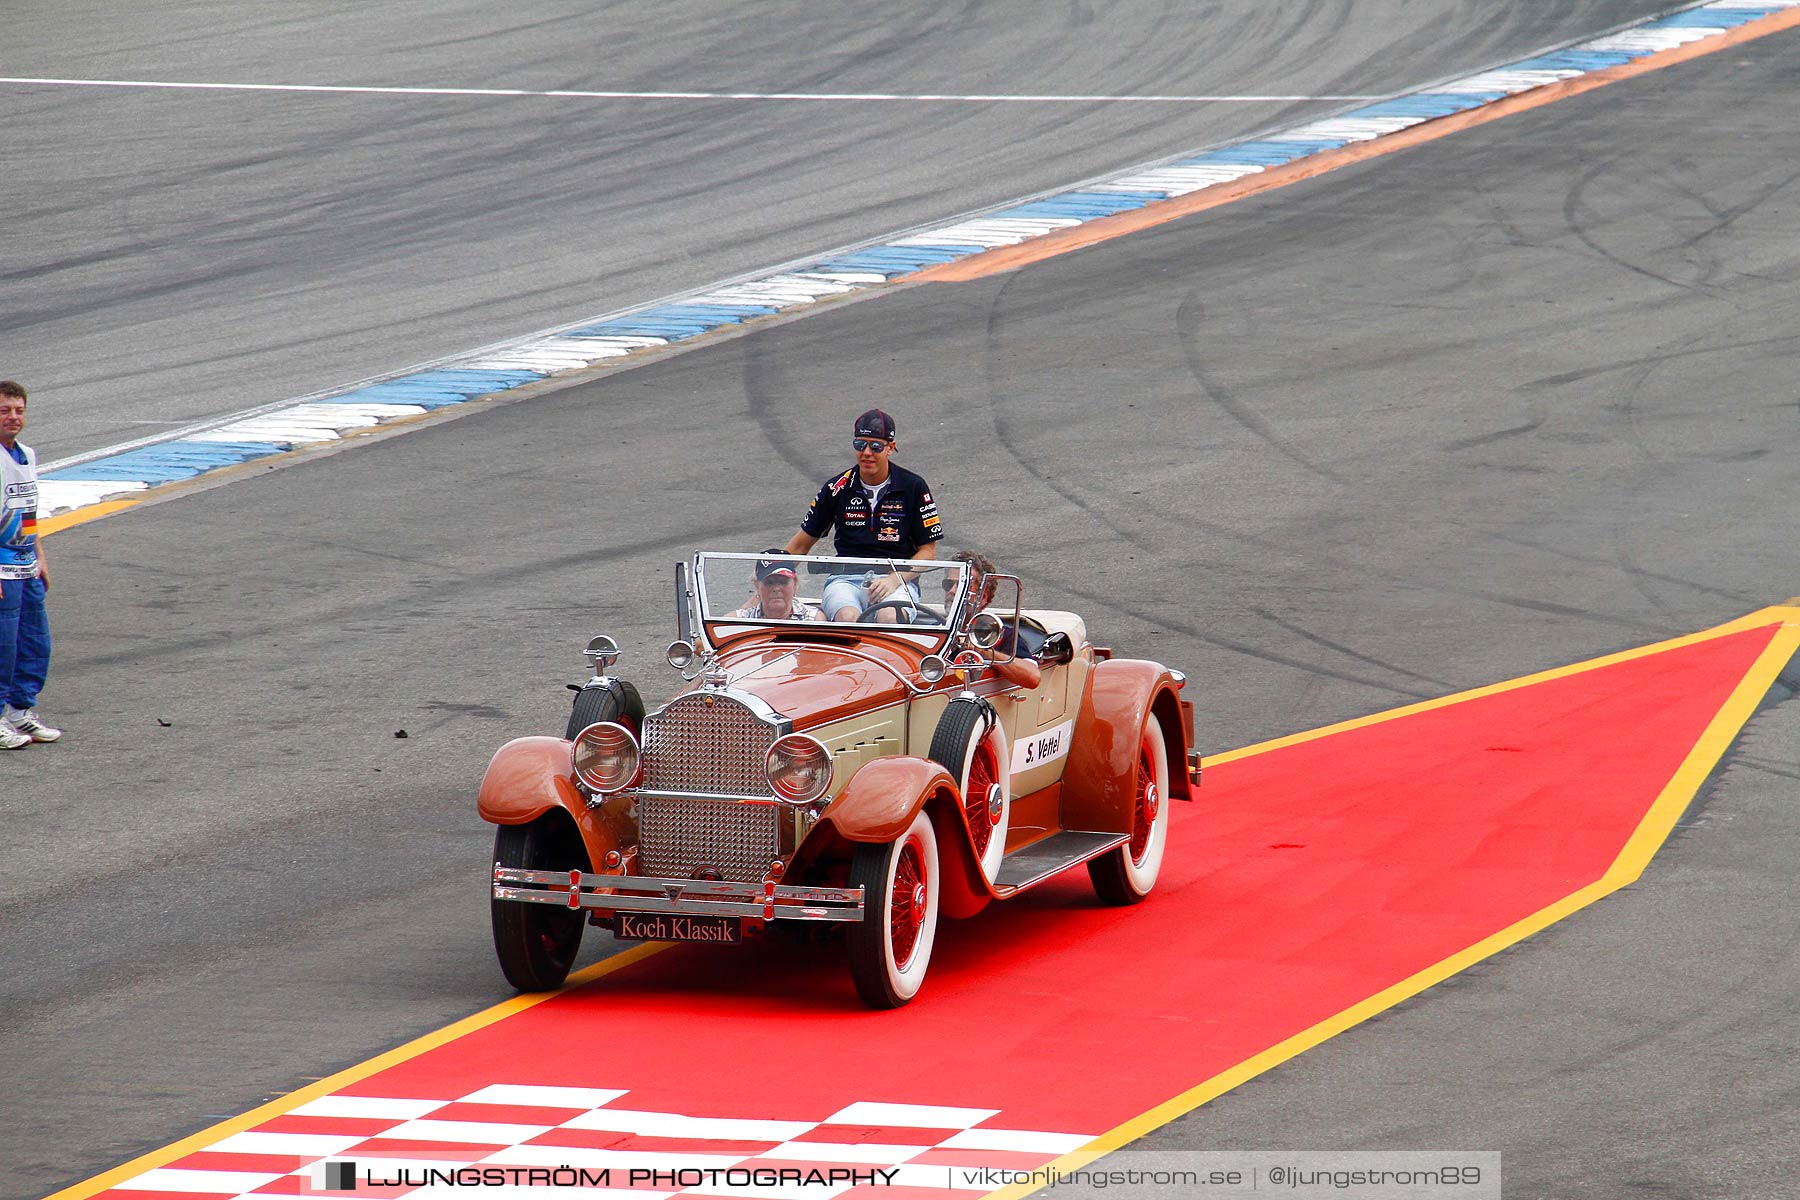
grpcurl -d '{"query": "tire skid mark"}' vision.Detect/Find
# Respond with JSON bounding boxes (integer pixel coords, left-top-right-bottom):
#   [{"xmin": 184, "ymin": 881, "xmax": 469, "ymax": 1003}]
[
  {"xmin": 1665, "ymin": 162, "xmax": 1800, "ymax": 252},
  {"xmin": 1054, "ymin": 490, "xmax": 1673, "ymax": 644},
  {"xmin": 1438, "ymin": 417, "xmax": 1546, "ymax": 453},
  {"xmin": 1176, "ymin": 292, "xmax": 1344, "ymax": 484},
  {"xmin": 1563, "ymin": 160, "xmax": 1707, "ymax": 293},
  {"xmin": 1614, "ymin": 319, "xmax": 1731, "ymax": 468},
  {"xmin": 979, "ymin": 269, "xmax": 1156, "ymax": 550},
  {"xmin": 1247, "ymin": 606, "xmax": 1459, "ymax": 691},
  {"xmin": 1472, "ymin": 527, "xmax": 1756, "ymax": 605},
  {"xmin": 1614, "ymin": 540, "xmax": 1682, "ymax": 621},
  {"xmin": 53, "ymin": 514, "xmax": 786, "ymax": 674},
  {"xmin": 1731, "ymin": 754, "xmax": 1800, "ymax": 782},
  {"xmin": 1042, "ymin": 574, "xmax": 1441, "ymax": 701},
  {"xmin": 1519, "ymin": 331, "xmax": 1797, "ymax": 390},
  {"xmin": 740, "ymin": 328, "xmax": 837, "ymax": 488}
]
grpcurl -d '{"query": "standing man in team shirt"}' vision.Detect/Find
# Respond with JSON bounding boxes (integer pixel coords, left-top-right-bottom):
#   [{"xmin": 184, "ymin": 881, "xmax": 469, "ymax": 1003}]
[
  {"xmin": 785, "ymin": 409, "xmax": 944, "ymax": 622},
  {"xmin": 0, "ymin": 380, "xmax": 60, "ymax": 749}
]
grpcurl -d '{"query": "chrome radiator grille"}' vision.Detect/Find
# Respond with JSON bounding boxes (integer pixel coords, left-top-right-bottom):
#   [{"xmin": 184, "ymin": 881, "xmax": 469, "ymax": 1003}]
[
  {"xmin": 638, "ymin": 692, "xmax": 781, "ymax": 882},
  {"xmin": 637, "ymin": 798, "xmax": 781, "ymax": 883},
  {"xmin": 642, "ymin": 693, "xmax": 778, "ymax": 795}
]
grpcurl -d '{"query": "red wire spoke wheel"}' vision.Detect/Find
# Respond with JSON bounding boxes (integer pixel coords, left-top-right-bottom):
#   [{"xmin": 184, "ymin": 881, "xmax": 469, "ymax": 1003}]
[
  {"xmin": 1088, "ymin": 718, "xmax": 1171, "ymax": 905},
  {"xmin": 928, "ymin": 700, "xmax": 1011, "ymax": 884},
  {"xmin": 847, "ymin": 810, "xmax": 941, "ymax": 1008}
]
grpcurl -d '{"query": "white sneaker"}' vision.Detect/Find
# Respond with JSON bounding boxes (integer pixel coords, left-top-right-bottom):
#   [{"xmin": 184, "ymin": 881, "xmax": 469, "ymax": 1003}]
[
  {"xmin": 3, "ymin": 708, "xmax": 60, "ymax": 743},
  {"xmin": 0, "ymin": 720, "xmax": 29, "ymax": 750}
]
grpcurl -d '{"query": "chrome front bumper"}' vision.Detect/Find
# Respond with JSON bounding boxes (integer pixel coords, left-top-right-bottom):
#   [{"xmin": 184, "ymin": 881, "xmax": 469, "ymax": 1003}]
[{"xmin": 493, "ymin": 865, "xmax": 865, "ymax": 922}]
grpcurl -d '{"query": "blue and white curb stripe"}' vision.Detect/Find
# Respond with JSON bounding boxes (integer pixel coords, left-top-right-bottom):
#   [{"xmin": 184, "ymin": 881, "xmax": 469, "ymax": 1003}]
[{"xmin": 39, "ymin": 0, "xmax": 1796, "ymax": 522}]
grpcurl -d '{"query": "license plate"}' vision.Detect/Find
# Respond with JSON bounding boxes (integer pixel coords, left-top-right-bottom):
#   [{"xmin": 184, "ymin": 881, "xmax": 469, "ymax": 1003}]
[{"xmin": 616, "ymin": 912, "xmax": 742, "ymax": 944}]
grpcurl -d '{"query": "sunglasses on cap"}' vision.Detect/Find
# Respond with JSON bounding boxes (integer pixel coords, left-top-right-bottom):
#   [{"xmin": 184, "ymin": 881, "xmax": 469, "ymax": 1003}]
[{"xmin": 852, "ymin": 438, "xmax": 891, "ymax": 452}]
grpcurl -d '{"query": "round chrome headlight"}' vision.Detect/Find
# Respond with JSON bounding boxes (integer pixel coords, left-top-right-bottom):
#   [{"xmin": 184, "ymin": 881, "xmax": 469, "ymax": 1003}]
[
  {"xmin": 918, "ymin": 654, "xmax": 948, "ymax": 684},
  {"xmin": 969, "ymin": 611, "xmax": 1003, "ymax": 649},
  {"xmin": 765, "ymin": 733, "xmax": 833, "ymax": 806},
  {"xmin": 666, "ymin": 639, "xmax": 697, "ymax": 670},
  {"xmin": 572, "ymin": 721, "xmax": 640, "ymax": 792}
]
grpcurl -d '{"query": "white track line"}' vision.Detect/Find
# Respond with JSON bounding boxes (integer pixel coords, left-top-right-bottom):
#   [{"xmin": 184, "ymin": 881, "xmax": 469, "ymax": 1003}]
[{"xmin": 0, "ymin": 76, "xmax": 1378, "ymax": 103}]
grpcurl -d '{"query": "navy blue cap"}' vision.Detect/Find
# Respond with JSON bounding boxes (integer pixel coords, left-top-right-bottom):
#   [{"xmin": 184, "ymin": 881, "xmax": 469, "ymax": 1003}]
[
  {"xmin": 853, "ymin": 408, "xmax": 895, "ymax": 440},
  {"xmin": 755, "ymin": 550, "xmax": 797, "ymax": 581}
]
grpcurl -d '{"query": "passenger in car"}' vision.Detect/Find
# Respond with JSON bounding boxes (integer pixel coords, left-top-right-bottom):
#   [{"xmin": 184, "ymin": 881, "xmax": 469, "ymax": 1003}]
[
  {"xmin": 727, "ymin": 553, "xmax": 824, "ymax": 621},
  {"xmin": 943, "ymin": 550, "xmax": 1041, "ymax": 690}
]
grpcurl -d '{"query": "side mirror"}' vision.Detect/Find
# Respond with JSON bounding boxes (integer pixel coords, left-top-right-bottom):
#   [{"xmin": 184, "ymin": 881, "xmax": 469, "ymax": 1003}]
[
  {"xmin": 970, "ymin": 574, "xmax": 1021, "ymax": 662},
  {"xmin": 1040, "ymin": 632, "xmax": 1074, "ymax": 665}
]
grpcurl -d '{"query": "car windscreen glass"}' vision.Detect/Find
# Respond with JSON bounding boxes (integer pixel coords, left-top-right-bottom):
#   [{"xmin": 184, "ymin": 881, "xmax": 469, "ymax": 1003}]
[{"xmin": 696, "ymin": 553, "xmax": 963, "ymax": 628}]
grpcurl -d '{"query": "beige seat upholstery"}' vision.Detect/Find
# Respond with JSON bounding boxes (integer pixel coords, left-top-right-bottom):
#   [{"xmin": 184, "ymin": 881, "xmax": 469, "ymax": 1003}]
[{"xmin": 1020, "ymin": 609, "xmax": 1086, "ymax": 650}]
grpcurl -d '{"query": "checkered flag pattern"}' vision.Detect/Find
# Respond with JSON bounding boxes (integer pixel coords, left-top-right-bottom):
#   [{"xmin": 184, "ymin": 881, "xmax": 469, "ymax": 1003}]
[{"xmin": 95, "ymin": 1087, "xmax": 1094, "ymax": 1199}]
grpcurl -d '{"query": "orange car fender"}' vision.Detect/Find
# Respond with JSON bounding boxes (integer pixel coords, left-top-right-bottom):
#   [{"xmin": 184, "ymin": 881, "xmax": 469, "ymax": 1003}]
[
  {"xmin": 821, "ymin": 756, "xmax": 958, "ymax": 843},
  {"xmin": 816, "ymin": 757, "xmax": 994, "ymax": 918},
  {"xmin": 476, "ymin": 736, "xmax": 629, "ymax": 869},
  {"xmin": 928, "ymin": 802, "xmax": 996, "ymax": 919},
  {"xmin": 1062, "ymin": 659, "xmax": 1195, "ymax": 833},
  {"xmin": 825, "ymin": 757, "xmax": 994, "ymax": 917}
]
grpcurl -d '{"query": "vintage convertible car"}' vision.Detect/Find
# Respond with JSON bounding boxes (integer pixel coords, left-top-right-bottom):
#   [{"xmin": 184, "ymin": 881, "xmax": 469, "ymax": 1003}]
[{"xmin": 478, "ymin": 551, "xmax": 1198, "ymax": 1007}]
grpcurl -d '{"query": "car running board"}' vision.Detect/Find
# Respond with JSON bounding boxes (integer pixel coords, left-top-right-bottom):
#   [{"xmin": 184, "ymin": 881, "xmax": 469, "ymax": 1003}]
[{"xmin": 993, "ymin": 830, "xmax": 1130, "ymax": 894}]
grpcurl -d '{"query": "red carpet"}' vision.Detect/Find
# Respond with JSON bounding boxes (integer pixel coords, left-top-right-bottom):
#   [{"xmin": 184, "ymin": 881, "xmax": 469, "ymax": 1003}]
[
  {"xmin": 77, "ymin": 618, "xmax": 1790, "ymax": 1199},
  {"xmin": 365, "ymin": 623, "xmax": 1783, "ymax": 1128}
]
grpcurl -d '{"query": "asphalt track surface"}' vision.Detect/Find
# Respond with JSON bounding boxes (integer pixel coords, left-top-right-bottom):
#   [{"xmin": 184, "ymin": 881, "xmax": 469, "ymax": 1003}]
[
  {"xmin": 5, "ymin": 0, "xmax": 1676, "ymax": 461},
  {"xmin": 4, "ymin": 7, "xmax": 1800, "ymax": 1200}
]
